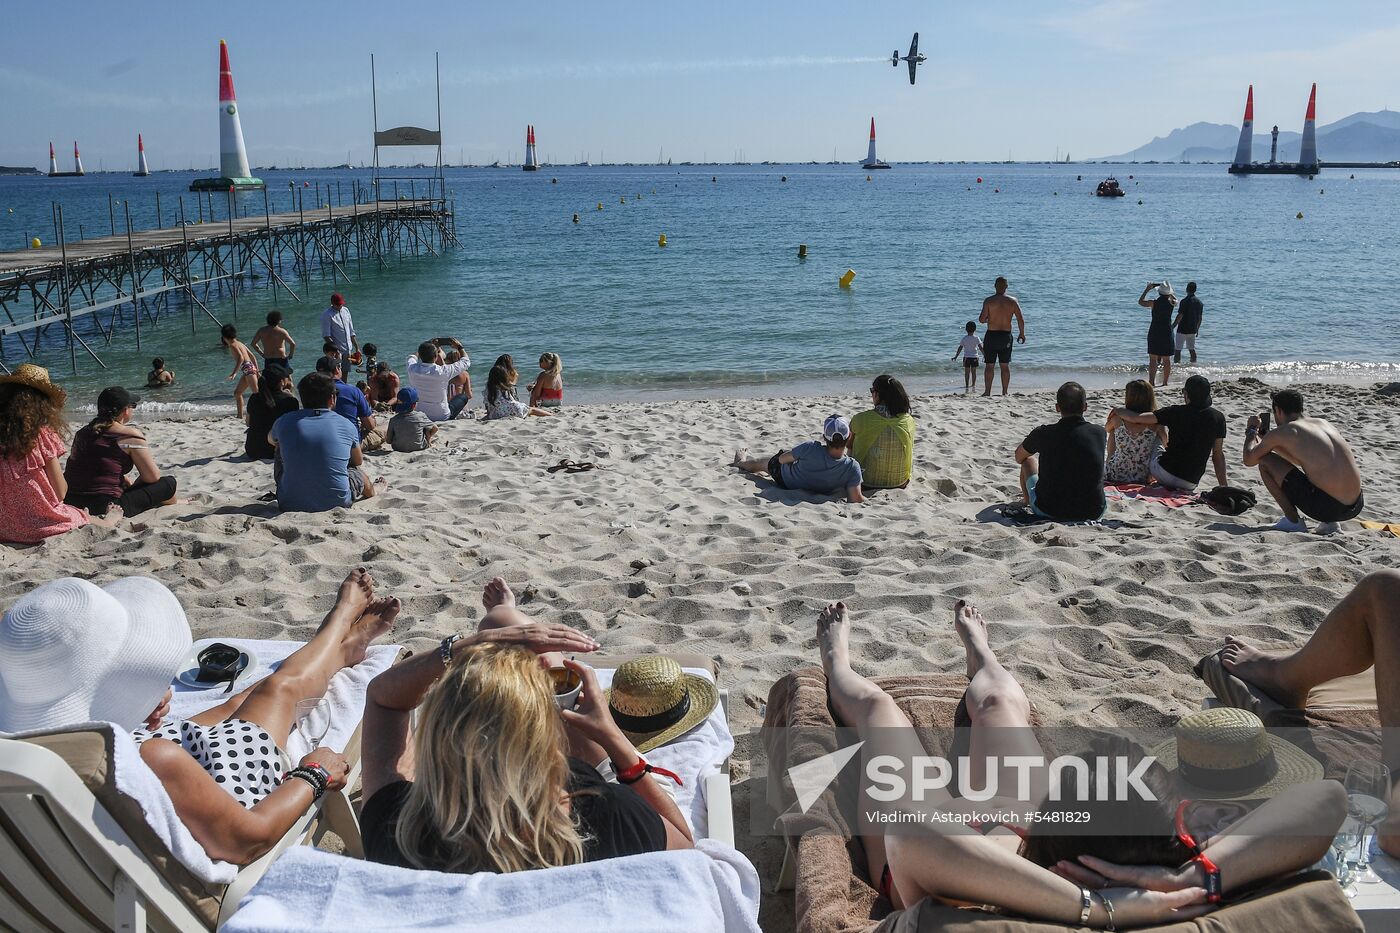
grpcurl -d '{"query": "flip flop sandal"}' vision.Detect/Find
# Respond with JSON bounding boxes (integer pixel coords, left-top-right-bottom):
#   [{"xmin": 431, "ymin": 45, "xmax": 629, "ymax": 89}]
[
  {"xmin": 547, "ymin": 459, "xmax": 578, "ymax": 473},
  {"xmin": 565, "ymin": 462, "xmax": 598, "ymax": 473}
]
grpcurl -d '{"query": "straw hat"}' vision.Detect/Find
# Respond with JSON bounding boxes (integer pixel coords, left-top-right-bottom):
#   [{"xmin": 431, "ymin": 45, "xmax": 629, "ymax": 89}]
[
  {"xmin": 0, "ymin": 577, "xmax": 192, "ymax": 734},
  {"xmin": 1151, "ymin": 707, "xmax": 1322, "ymax": 800},
  {"xmin": 0, "ymin": 363, "xmax": 66, "ymax": 405},
  {"xmin": 605, "ymin": 656, "xmax": 718, "ymax": 754}
]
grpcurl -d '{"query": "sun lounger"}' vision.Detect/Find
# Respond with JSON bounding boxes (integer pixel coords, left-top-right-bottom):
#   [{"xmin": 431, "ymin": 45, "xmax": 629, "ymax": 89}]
[
  {"xmin": 0, "ymin": 641, "xmax": 403, "ymax": 930},
  {"xmin": 765, "ymin": 666, "xmax": 1362, "ymax": 933}
]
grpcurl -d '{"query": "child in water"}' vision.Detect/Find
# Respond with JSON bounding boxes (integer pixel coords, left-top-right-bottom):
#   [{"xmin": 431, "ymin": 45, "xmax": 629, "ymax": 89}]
[
  {"xmin": 529, "ymin": 352, "xmax": 564, "ymax": 409},
  {"xmin": 221, "ymin": 325, "xmax": 258, "ymax": 420},
  {"xmin": 146, "ymin": 357, "xmax": 175, "ymax": 388},
  {"xmin": 952, "ymin": 321, "xmax": 983, "ymax": 393}
]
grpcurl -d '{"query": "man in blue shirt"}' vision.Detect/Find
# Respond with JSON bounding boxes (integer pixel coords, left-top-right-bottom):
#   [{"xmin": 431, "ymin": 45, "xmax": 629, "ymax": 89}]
[
  {"xmin": 733, "ymin": 414, "xmax": 865, "ymax": 503},
  {"xmin": 316, "ymin": 356, "xmax": 384, "ymax": 451},
  {"xmin": 269, "ymin": 372, "xmax": 379, "ymax": 512}
]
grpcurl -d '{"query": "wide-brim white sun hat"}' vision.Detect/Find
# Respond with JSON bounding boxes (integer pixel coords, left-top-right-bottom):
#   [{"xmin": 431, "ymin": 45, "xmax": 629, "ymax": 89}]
[{"xmin": 0, "ymin": 577, "xmax": 192, "ymax": 733}]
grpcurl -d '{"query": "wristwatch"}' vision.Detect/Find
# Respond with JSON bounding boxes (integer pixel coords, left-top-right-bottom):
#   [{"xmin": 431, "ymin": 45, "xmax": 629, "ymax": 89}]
[{"xmin": 439, "ymin": 633, "xmax": 463, "ymax": 667}]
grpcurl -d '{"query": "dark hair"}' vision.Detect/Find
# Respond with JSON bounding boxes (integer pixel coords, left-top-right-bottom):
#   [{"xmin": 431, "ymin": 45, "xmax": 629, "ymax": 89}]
[
  {"xmin": 995, "ymin": 276, "xmax": 1008, "ymax": 289},
  {"xmin": 965, "ymin": 320, "xmax": 977, "ymax": 334},
  {"xmin": 1186, "ymin": 282, "xmax": 1197, "ymax": 294},
  {"xmin": 1021, "ymin": 738, "xmax": 1190, "ymax": 870},
  {"xmin": 315, "ymin": 356, "xmax": 342, "ymax": 378},
  {"xmin": 151, "ymin": 357, "xmax": 165, "ymax": 369},
  {"xmin": 362, "ymin": 343, "xmax": 378, "ymax": 356},
  {"xmin": 375, "ymin": 361, "xmax": 390, "ymax": 374},
  {"xmin": 1123, "ymin": 379, "xmax": 1156, "ymax": 415},
  {"xmin": 871, "ymin": 374, "xmax": 911, "ymax": 416},
  {"xmin": 221, "ymin": 324, "xmax": 237, "ymax": 340},
  {"xmin": 418, "ymin": 341, "xmax": 439, "ymax": 360},
  {"xmin": 0, "ymin": 383, "xmax": 68, "ymax": 458},
  {"xmin": 258, "ymin": 364, "xmax": 292, "ymax": 408},
  {"xmin": 298, "ymin": 372, "xmax": 338, "ymax": 408},
  {"xmin": 1056, "ymin": 381, "xmax": 1087, "ymax": 417},
  {"xmin": 1272, "ymin": 389, "xmax": 1304, "ymax": 417},
  {"xmin": 493, "ymin": 354, "xmax": 514, "ymax": 372},
  {"xmin": 322, "ymin": 340, "xmax": 339, "ymax": 355},
  {"xmin": 1184, "ymin": 375, "xmax": 1212, "ymax": 408},
  {"xmin": 486, "ymin": 364, "xmax": 511, "ymax": 404},
  {"xmin": 266, "ymin": 310, "xmax": 282, "ymax": 326}
]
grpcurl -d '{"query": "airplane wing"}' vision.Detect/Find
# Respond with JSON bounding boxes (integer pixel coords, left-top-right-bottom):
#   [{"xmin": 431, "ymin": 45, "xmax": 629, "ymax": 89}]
[
  {"xmin": 908, "ymin": 57, "xmax": 917, "ymax": 84},
  {"xmin": 907, "ymin": 33, "xmax": 919, "ymax": 84},
  {"xmin": 908, "ymin": 32, "xmax": 919, "ymax": 59}
]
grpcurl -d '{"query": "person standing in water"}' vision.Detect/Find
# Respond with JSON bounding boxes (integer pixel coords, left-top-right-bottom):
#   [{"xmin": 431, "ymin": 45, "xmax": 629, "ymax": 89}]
[
  {"xmin": 1173, "ymin": 281, "xmax": 1204, "ymax": 364},
  {"xmin": 1139, "ymin": 281, "xmax": 1177, "ymax": 387},
  {"xmin": 978, "ymin": 277, "xmax": 1026, "ymax": 397}
]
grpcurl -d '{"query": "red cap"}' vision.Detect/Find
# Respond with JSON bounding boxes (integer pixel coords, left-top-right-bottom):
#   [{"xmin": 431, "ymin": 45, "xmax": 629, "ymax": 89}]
[
  {"xmin": 219, "ymin": 40, "xmax": 236, "ymax": 103},
  {"xmin": 1243, "ymin": 85, "xmax": 1253, "ymax": 123},
  {"xmin": 331, "ymin": 293, "xmax": 344, "ymax": 306},
  {"xmin": 1305, "ymin": 83, "xmax": 1316, "ymax": 121},
  {"xmin": 869, "ymin": 117, "xmax": 876, "ymax": 140}
]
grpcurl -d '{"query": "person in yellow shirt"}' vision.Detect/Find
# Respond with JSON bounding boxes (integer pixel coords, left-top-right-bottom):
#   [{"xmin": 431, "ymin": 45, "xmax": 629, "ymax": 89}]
[{"xmin": 850, "ymin": 374, "xmax": 915, "ymax": 489}]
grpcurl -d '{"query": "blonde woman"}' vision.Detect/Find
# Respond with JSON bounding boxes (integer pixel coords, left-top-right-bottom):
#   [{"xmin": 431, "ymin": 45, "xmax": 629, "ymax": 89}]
[
  {"xmin": 529, "ymin": 352, "xmax": 564, "ymax": 409},
  {"xmin": 360, "ymin": 578, "xmax": 694, "ymax": 872}
]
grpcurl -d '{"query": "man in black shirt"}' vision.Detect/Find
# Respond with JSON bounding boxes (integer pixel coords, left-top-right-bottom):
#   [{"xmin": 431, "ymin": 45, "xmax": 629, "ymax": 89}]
[
  {"xmin": 1173, "ymin": 281, "xmax": 1204, "ymax": 363},
  {"xmin": 1115, "ymin": 374, "xmax": 1228, "ymax": 491},
  {"xmin": 1016, "ymin": 382, "xmax": 1107, "ymax": 521}
]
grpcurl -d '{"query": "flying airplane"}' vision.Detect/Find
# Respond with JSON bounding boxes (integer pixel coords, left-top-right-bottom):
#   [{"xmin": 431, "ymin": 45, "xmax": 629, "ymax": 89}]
[{"xmin": 892, "ymin": 32, "xmax": 926, "ymax": 85}]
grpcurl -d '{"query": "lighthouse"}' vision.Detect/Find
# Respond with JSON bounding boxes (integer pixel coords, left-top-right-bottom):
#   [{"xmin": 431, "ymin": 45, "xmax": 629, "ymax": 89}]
[
  {"xmin": 522, "ymin": 125, "xmax": 539, "ymax": 171},
  {"xmin": 191, "ymin": 40, "xmax": 264, "ymax": 190},
  {"xmin": 861, "ymin": 118, "xmax": 890, "ymax": 170},
  {"xmin": 134, "ymin": 133, "xmax": 151, "ymax": 177},
  {"xmin": 1231, "ymin": 85, "xmax": 1253, "ymax": 169},
  {"xmin": 1298, "ymin": 83, "xmax": 1319, "ymax": 172}
]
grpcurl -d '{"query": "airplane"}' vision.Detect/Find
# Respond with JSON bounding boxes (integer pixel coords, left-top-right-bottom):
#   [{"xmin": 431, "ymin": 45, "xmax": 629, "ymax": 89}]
[{"xmin": 892, "ymin": 32, "xmax": 927, "ymax": 85}]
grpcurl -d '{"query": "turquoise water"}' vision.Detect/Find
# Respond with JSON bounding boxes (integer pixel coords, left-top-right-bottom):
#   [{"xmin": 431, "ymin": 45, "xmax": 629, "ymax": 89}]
[{"xmin": 2, "ymin": 163, "xmax": 1399, "ymax": 413}]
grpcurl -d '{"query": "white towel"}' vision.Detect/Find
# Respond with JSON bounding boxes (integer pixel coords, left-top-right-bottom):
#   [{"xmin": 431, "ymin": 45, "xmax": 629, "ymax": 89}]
[
  {"xmin": 3, "ymin": 640, "xmax": 400, "ymax": 887},
  {"xmin": 592, "ymin": 666, "xmax": 734, "ymax": 837},
  {"xmin": 224, "ymin": 840, "xmax": 761, "ymax": 933}
]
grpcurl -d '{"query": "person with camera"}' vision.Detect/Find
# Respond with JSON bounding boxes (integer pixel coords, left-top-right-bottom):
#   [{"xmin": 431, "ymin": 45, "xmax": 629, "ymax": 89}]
[
  {"xmin": 1138, "ymin": 281, "xmax": 1177, "ymax": 387},
  {"xmin": 1243, "ymin": 388, "xmax": 1363, "ymax": 534}
]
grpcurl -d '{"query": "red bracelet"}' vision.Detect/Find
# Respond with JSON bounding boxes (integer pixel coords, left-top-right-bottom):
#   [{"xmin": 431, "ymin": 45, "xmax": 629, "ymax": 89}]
[{"xmin": 613, "ymin": 757, "xmax": 683, "ymax": 787}]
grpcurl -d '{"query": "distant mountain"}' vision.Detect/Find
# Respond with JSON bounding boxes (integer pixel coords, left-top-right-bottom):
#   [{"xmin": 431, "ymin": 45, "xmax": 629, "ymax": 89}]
[{"xmin": 1096, "ymin": 110, "xmax": 1400, "ymax": 163}]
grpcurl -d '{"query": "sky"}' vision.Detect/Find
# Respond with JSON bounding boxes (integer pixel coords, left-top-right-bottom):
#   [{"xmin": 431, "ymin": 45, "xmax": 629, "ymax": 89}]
[{"xmin": 4, "ymin": 0, "xmax": 1400, "ymax": 169}]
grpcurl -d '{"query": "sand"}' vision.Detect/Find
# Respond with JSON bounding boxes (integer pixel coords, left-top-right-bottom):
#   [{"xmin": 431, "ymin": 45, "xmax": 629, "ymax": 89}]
[{"xmin": 3, "ymin": 378, "xmax": 1398, "ymax": 931}]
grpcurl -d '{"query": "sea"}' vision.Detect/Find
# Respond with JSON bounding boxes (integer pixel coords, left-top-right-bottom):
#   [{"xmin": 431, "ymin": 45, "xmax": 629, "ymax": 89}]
[{"xmin": 2, "ymin": 163, "xmax": 1398, "ymax": 416}]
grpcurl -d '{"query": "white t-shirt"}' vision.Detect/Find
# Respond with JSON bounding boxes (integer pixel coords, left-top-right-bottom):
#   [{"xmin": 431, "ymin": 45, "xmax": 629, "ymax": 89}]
[
  {"xmin": 320, "ymin": 306, "xmax": 356, "ymax": 354},
  {"xmin": 958, "ymin": 334, "xmax": 981, "ymax": 358},
  {"xmin": 405, "ymin": 354, "xmax": 471, "ymax": 421}
]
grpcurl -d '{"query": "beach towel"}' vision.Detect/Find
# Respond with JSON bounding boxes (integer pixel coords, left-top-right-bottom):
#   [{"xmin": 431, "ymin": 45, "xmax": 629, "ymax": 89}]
[
  {"xmin": 1360, "ymin": 519, "xmax": 1400, "ymax": 537},
  {"xmin": 222, "ymin": 841, "xmax": 762, "ymax": 933},
  {"xmin": 1104, "ymin": 482, "xmax": 1198, "ymax": 508},
  {"xmin": 991, "ymin": 504, "xmax": 1139, "ymax": 529}
]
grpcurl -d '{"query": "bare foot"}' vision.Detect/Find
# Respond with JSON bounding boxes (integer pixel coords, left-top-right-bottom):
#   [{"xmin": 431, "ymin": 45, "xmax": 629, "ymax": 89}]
[
  {"xmin": 953, "ymin": 600, "xmax": 997, "ymax": 679},
  {"xmin": 88, "ymin": 505, "xmax": 124, "ymax": 528},
  {"xmin": 732, "ymin": 448, "xmax": 749, "ymax": 466},
  {"xmin": 343, "ymin": 596, "xmax": 400, "ymax": 667},
  {"xmin": 1218, "ymin": 638, "xmax": 1307, "ymax": 708},
  {"xmin": 321, "ymin": 567, "xmax": 374, "ymax": 633},
  {"xmin": 482, "ymin": 576, "xmax": 516, "ymax": 612},
  {"xmin": 817, "ymin": 601, "xmax": 851, "ymax": 679}
]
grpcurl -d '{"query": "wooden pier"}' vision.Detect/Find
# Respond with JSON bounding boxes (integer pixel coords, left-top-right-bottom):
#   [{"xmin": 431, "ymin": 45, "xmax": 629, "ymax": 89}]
[{"xmin": 0, "ymin": 195, "xmax": 457, "ymax": 374}]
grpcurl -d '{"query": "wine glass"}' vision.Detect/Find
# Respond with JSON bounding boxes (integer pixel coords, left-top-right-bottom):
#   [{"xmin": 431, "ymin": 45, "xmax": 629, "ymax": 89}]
[
  {"xmin": 295, "ymin": 697, "xmax": 331, "ymax": 751},
  {"xmin": 1344, "ymin": 760, "xmax": 1391, "ymax": 884},
  {"xmin": 1329, "ymin": 818, "xmax": 1360, "ymax": 898}
]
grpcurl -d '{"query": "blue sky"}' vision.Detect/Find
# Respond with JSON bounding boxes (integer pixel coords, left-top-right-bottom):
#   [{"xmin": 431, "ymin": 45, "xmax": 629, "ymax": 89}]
[{"xmin": 4, "ymin": 0, "xmax": 1399, "ymax": 168}]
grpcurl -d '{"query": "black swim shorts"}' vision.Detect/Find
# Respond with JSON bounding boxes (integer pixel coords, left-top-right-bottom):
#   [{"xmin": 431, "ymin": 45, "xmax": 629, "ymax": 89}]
[
  {"xmin": 963, "ymin": 356, "xmax": 979, "ymax": 369},
  {"xmin": 983, "ymin": 330, "xmax": 1013, "ymax": 365},
  {"xmin": 767, "ymin": 451, "xmax": 789, "ymax": 489},
  {"xmin": 1282, "ymin": 468, "xmax": 1364, "ymax": 522}
]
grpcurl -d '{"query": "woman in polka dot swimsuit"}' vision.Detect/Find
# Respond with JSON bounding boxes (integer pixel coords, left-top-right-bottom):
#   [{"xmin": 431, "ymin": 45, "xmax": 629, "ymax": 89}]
[{"xmin": 134, "ymin": 568, "xmax": 399, "ymax": 863}]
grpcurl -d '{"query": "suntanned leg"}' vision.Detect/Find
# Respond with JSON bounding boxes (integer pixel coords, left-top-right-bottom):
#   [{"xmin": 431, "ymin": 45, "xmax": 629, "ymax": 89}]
[
  {"xmin": 955, "ymin": 601, "xmax": 1043, "ymax": 799},
  {"xmin": 1161, "ymin": 357, "xmax": 1171, "ymax": 386},
  {"xmin": 1256, "ymin": 453, "xmax": 1302, "ymax": 524},
  {"xmin": 1019, "ymin": 455, "xmax": 1038, "ymax": 503},
  {"xmin": 734, "ymin": 458, "xmax": 772, "ymax": 475},
  {"xmin": 983, "ymin": 362, "xmax": 994, "ymax": 397},
  {"xmin": 999, "ymin": 363, "xmax": 1011, "ymax": 396},
  {"xmin": 1148, "ymin": 357, "xmax": 1159, "ymax": 386}
]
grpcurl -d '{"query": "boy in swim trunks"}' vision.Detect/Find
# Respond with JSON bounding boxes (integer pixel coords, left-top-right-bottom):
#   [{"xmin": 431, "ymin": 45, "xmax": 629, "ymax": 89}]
[
  {"xmin": 952, "ymin": 321, "xmax": 983, "ymax": 393},
  {"xmin": 1243, "ymin": 388, "xmax": 1364, "ymax": 534},
  {"xmin": 978, "ymin": 276, "xmax": 1026, "ymax": 397},
  {"xmin": 221, "ymin": 324, "xmax": 259, "ymax": 421}
]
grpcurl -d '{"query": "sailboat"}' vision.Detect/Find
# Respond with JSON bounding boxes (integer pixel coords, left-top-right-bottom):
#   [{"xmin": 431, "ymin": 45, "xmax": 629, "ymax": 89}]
[{"xmin": 861, "ymin": 118, "xmax": 890, "ymax": 170}]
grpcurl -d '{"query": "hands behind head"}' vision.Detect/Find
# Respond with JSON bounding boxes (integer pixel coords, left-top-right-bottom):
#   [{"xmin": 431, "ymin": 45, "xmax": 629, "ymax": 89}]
[
  {"xmin": 143, "ymin": 688, "xmax": 173, "ymax": 731},
  {"xmin": 477, "ymin": 622, "xmax": 599, "ymax": 656},
  {"xmin": 299, "ymin": 748, "xmax": 349, "ymax": 791}
]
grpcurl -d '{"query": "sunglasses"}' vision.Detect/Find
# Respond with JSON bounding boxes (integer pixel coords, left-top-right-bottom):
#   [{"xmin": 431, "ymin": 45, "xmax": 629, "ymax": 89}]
[{"xmin": 1174, "ymin": 799, "xmax": 1222, "ymax": 902}]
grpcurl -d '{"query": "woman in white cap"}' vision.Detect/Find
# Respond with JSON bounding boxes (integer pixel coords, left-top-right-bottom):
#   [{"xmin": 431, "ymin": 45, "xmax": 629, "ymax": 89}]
[
  {"xmin": 359, "ymin": 577, "xmax": 694, "ymax": 874},
  {"xmin": 0, "ymin": 568, "xmax": 398, "ymax": 865},
  {"xmin": 1138, "ymin": 281, "xmax": 1178, "ymax": 387},
  {"xmin": 813, "ymin": 599, "xmax": 1344, "ymax": 928},
  {"xmin": 732, "ymin": 413, "xmax": 865, "ymax": 503}
]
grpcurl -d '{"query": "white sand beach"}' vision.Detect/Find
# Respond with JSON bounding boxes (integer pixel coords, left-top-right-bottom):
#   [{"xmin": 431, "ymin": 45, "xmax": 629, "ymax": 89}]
[{"xmin": 3, "ymin": 378, "xmax": 1398, "ymax": 931}]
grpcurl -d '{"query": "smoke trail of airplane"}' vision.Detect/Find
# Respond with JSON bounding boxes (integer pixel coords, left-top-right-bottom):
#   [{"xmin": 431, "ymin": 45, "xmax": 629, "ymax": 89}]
[{"xmin": 443, "ymin": 55, "xmax": 891, "ymax": 87}]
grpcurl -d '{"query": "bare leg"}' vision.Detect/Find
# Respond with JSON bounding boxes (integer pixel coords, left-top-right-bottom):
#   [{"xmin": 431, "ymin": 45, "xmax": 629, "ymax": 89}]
[
  {"xmin": 1256, "ymin": 453, "xmax": 1302, "ymax": 524},
  {"xmin": 1019, "ymin": 455, "xmax": 1038, "ymax": 504},
  {"xmin": 818, "ymin": 601, "xmax": 916, "ymax": 907},
  {"xmin": 358, "ymin": 468, "xmax": 378, "ymax": 500},
  {"xmin": 983, "ymin": 362, "xmax": 994, "ymax": 397},
  {"xmin": 1148, "ymin": 356, "xmax": 1159, "ymax": 386},
  {"xmin": 954, "ymin": 602, "xmax": 1042, "ymax": 796},
  {"xmin": 733, "ymin": 457, "xmax": 773, "ymax": 475},
  {"xmin": 1161, "ymin": 356, "xmax": 1171, "ymax": 386},
  {"xmin": 999, "ymin": 363, "xmax": 1011, "ymax": 396}
]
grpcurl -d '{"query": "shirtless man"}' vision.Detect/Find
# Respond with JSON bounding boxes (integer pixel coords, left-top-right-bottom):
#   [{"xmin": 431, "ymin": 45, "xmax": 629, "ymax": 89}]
[
  {"xmin": 978, "ymin": 276, "xmax": 1026, "ymax": 397},
  {"xmin": 1243, "ymin": 388, "xmax": 1363, "ymax": 534},
  {"xmin": 251, "ymin": 310, "xmax": 297, "ymax": 370},
  {"xmin": 220, "ymin": 324, "xmax": 259, "ymax": 421}
]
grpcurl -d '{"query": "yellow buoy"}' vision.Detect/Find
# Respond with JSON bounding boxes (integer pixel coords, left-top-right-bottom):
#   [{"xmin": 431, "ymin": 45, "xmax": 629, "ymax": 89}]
[
  {"xmin": 596, "ymin": 202, "xmax": 603, "ymax": 210},
  {"xmin": 30, "ymin": 237, "xmax": 41, "ymax": 249},
  {"xmin": 797, "ymin": 244, "xmax": 807, "ymax": 259},
  {"xmin": 838, "ymin": 269, "xmax": 856, "ymax": 288},
  {"xmin": 658, "ymin": 233, "xmax": 667, "ymax": 247},
  {"xmin": 572, "ymin": 213, "xmax": 580, "ymax": 224}
]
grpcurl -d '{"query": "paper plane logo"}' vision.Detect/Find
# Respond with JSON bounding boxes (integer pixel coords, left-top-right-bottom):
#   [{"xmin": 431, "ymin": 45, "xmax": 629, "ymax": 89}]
[{"xmin": 789, "ymin": 741, "xmax": 864, "ymax": 813}]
